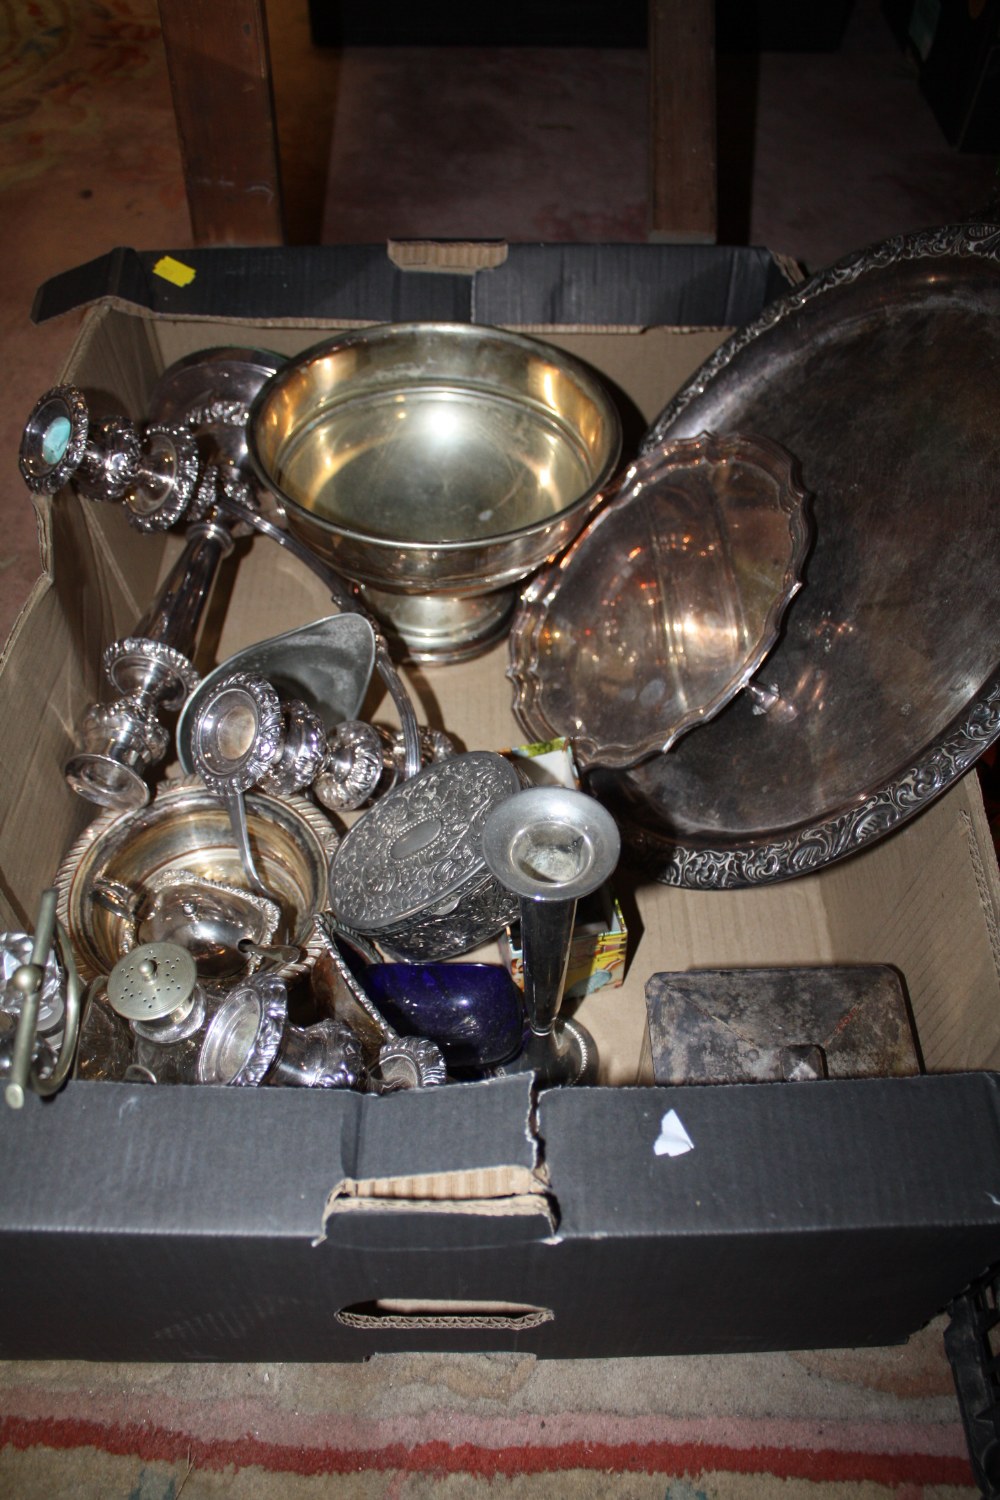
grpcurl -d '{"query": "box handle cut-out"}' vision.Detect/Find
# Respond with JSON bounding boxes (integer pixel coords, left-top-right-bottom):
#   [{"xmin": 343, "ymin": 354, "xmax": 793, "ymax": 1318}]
[{"xmin": 336, "ymin": 1298, "xmax": 554, "ymax": 1331}]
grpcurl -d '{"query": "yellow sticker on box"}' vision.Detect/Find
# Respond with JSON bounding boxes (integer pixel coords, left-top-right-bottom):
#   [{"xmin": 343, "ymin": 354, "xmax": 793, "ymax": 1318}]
[{"xmin": 152, "ymin": 255, "xmax": 197, "ymax": 288}]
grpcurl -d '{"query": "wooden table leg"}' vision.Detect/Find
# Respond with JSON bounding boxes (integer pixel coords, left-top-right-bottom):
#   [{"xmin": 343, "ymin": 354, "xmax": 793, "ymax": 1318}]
[
  {"xmin": 157, "ymin": 0, "xmax": 285, "ymax": 245},
  {"xmin": 648, "ymin": 0, "xmax": 718, "ymax": 243}
]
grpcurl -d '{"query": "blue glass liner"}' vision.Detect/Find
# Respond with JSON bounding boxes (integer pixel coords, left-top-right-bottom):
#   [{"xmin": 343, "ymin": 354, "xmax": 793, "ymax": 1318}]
[{"xmin": 363, "ymin": 962, "xmax": 524, "ymax": 1070}]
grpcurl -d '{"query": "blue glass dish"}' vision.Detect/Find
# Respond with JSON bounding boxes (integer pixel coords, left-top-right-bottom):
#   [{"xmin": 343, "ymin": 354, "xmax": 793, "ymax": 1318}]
[{"xmin": 363, "ymin": 962, "xmax": 525, "ymax": 1071}]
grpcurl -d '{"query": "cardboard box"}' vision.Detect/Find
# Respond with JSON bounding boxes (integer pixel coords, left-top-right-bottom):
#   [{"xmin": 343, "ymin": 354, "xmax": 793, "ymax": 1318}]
[{"xmin": 2, "ymin": 243, "xmax": 1000, "ymax": 1363}]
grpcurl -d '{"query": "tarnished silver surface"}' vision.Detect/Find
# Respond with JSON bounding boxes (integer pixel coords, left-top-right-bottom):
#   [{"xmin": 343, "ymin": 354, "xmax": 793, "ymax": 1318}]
[
  {"xmin": 20, "ymin": 385, "xmax": 199, "ymax": 527},
  {"xmin": 258, "ymin": 698, "xmax": 328, "ymax": 796},
  {"xmin": 18, "ymin": 385, "xmax": 89, "ymax": 494},
  {"xmin": 2, "ymin": 889, "xmax": 83, "ymax": 1108},
  {"xmin": 204, "ymin": 488, "xmax": 423, "ymax": 779},
  {"xmin": 0, "ymin": 1016, "xmax": 58, "ymax": 1090},
  {"xmin": 22, "ymin": 372, "xmax": 418, "ymax": 784},
  {"xmin": 509, "ymin": 434, "xmax": 811, "ymax": 771},
  {"xmin": 0, "ymin": 933, "xmax": 65, "ymax": 1037},
  {"xmin": 55, "ymin": 777, "xmax": 336, "ymax": 986},
  {"xmin": 197, "ymin": 976, "xmax": 366, "ymax": 1088},
  {"xmin": 328, "ymin": 750, "xmax": 522, "ymax": 960},
  {"xmin": 592, "ymin": 222, "xmax": 1000, "ymax": 887},
  {"xmin": 313, "ymin": 720, "xmax": 385, "ymax": 811},
  {"xmin": 188, "ymin": 674, "xmax": 293, "ymax": 895},
  {"xmin": 62, "ymin": 515, "xmax": 235, "ymax": 811},
  {"xmin": 190, "ymin": 674, "xmax": 285, "ymax": 796},
  {"xmin": 312, "ymin": 917, "xmax": 398, "ymax": 1061},
  {"xmin": 74, "ymin": 983, "xmax": 134, "ymax": 1082},
  {"xmin": 313, "ymin": 719, "xmax": 457, "ymax": 812},
  {"xmin": 74, "ymin": 416, "xmax": 140, "ymax": 505},
  {"xmin": 67, "ymin": 630, "xmax": 202, "ymax": 812},
  {"xmin": 65, "ymin": 696, "xmax": 171, "ymax": 812},
  {"xmin": 105, "ymin": 638, "xmax": 200, "ymax": 708},
  {"xmin": 122, "ymin": 424, "xmax": 199, "ymax": 532},
  {"xmin": 197, "ymin": 975, "xmax": 287, "ymax": 1086},
  {"xmin": 269, "ymin": 1018, "xmax": 366, "ymax": 1090},
  {"xmin": 247, "ymin": 322, "xmax": 621, "ymax": 660},
  {"xmin": 643, "ymin": 965, "xmax": 921, "ymax": 1084},
  {"xmin": 176, "ymin": 613, "xmax": 377, "ymax": 775},
  {"xmin": 93, "ymin": 869, "xmax": 280, "ymax": 986},
  {"xmin": 374, "ymin": 1036, "xmax": 448, "ymax": 1091}
]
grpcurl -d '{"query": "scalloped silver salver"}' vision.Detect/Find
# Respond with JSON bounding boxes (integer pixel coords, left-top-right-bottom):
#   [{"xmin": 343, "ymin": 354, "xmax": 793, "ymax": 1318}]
[{"xmin": 508, "ymin": 432, "xmax": 811, "ymax": 771}]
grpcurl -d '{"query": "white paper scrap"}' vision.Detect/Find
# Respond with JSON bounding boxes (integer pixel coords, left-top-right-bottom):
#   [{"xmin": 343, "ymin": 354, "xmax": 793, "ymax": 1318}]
[{"xmin": 654, "ymin": 1109, "xmax": 695, "ymax": 1158}]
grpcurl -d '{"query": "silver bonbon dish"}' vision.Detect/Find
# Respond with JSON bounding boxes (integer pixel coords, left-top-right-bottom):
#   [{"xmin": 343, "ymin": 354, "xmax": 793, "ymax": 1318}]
[{"xmin": 508, "ymin": 432, "xmax": 811, "ymax": 771}]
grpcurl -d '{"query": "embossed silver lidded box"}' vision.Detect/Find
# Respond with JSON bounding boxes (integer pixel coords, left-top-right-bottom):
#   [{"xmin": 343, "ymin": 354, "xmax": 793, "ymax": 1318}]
[{"xmin": 327, "ymin": 750, "xmax": 522, "ymax": 961}]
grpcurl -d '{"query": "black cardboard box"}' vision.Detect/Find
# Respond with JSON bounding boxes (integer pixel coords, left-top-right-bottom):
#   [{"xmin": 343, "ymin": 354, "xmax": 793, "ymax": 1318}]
[{"xmin": 3, "ymin": 242, "xmax": 1000, "ymax": 1362}]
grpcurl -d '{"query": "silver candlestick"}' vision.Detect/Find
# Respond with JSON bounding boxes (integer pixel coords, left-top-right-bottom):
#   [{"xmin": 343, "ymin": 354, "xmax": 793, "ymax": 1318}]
[
  {"xmin": 19, "ymin": 385, "xmax": 235, "ymax": 810},
  {"xmin": 21, "ymin": 382, "xmax": 426, "ymax": 796}
]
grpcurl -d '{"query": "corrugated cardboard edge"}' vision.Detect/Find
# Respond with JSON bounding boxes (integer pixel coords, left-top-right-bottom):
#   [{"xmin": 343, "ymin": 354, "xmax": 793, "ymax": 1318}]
[
  {"xmin": 772, "ymin": 250, "xmax": 808, "ymax": 285},
  {"xmin": 323, "ymin": 1157, "xmax": 554, "ymax": 1232},
  {"xmin": 388, "ymin": 239, "xmax": 509, "ymax": 274},
  {"xmin": 336, "ymin": 1299, "xmax": 555, "ymax": 1331},
  {"xmin": 51, "ymin": 295, "xmax": 730, "ymax": 339},
  {"xmin": 80, "ymin": 299, "xmax": 376, "ymax": 333},
  {"xmin": 321, "ymin": 1078, "xmax": 555, "ymax": 1234},
  {"xmin": 961, "ymin": 799, "xmax": 1000, "ymax": 981}
]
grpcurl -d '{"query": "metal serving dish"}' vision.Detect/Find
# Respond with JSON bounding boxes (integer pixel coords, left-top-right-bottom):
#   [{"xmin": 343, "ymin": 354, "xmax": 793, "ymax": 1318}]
[
  {"xmin": 247, "ymin": 323, "xmax": 621, "ymax": 662},
  {"xmin": 55, "ymin": 778, "xmax": 338, "ymax": 986},
  {"xmin": 508, "ymin": 433, "xmax": 811, "ymax": 771},
  {"xmin": 593, "ymin": 222, "xmax": 1000, "ymax": 887}
]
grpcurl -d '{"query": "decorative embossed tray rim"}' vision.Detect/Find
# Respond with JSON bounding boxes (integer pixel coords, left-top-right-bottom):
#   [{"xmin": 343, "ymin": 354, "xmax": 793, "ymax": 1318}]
[{"xmin": 623, "ymin": 222, "xmax": 1000, "ymax": 889}]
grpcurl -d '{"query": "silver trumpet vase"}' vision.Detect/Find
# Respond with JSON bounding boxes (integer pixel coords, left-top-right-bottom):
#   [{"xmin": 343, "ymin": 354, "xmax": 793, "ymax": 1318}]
[{"xmin": 482, "ymin": 785, "xmax": 620, "ymax": 1087}]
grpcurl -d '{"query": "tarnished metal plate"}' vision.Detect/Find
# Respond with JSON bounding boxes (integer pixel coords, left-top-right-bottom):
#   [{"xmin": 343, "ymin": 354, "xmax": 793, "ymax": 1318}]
[
  {"xmin": 594, "ymin": 224, "xmax": 1000, "ymax": 887},
  {"xmin": 644, "ymin": 965, "xmax": 920, "ymax": 1084}
]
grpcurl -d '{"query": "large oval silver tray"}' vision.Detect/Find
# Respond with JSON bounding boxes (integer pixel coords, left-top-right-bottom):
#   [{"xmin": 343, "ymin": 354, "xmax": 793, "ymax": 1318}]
[
  {"xmin": 508, "ymin": 433, "xmax": 811, "ymax": 771},
  {"xmin": 591, "ymin": 222, "xmax": 1000, "ymax": 888}
]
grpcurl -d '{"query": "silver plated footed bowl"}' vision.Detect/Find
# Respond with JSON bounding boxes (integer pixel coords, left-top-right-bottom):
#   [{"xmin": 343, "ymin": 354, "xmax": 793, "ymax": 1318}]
[{"xmin": 246, "ymin": 322, "xmax": 622, "ymax": 662}]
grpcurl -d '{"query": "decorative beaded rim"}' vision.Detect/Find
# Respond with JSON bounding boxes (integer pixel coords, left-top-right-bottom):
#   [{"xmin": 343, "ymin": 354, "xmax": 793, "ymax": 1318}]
[
  {"xmin": 18, "ymin": 385, "xmax": 89, "ymax": 495},
  {"xmin": 189, "ymin": 673, "xmax": 284, "ymax": 795}
]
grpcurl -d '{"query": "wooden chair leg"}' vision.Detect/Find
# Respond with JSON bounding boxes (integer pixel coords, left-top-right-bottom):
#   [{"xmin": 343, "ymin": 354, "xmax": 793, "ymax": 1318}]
[
  {"xmin": 157, "ymin": 0, "xmax": 285, "ymax": 245},
  {"xmin": 648, "ymin": 0, "xmax": 718, "ymax": 243}
]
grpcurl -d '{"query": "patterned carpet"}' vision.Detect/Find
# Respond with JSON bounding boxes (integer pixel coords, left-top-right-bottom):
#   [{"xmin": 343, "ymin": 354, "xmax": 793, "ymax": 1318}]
[{"xmin": 0, "ymin": 1333, "xmax": 981, "ymax": 1495}]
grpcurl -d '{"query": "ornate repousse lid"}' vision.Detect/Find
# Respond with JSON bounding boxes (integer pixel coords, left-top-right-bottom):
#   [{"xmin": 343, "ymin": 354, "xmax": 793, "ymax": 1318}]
[{"xmin": 329, "ymin": 750, "xmax": 520, "ymax": 932}]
